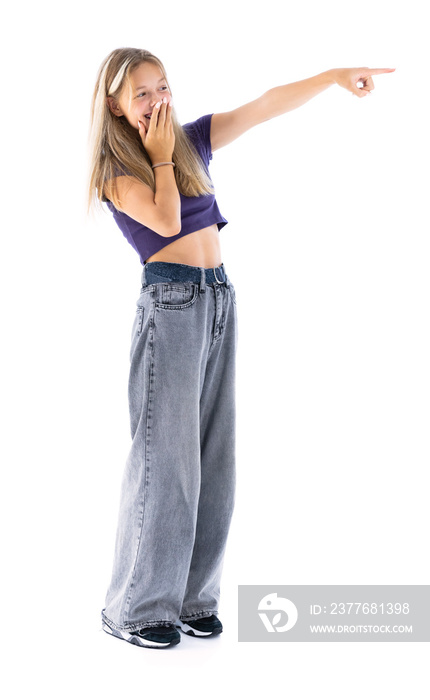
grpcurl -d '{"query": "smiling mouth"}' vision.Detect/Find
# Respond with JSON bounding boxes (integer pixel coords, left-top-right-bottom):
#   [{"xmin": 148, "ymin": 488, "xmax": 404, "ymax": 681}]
[{"xmin": 144, "ymin": 113, "xmax": 152, "ymax": 119}]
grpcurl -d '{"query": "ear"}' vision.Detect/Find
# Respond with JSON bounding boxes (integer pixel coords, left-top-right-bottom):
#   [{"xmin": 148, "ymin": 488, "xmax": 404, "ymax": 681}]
[{"xmin": 107, "ymin": 97, "xmax": 124, "ymax": 117}]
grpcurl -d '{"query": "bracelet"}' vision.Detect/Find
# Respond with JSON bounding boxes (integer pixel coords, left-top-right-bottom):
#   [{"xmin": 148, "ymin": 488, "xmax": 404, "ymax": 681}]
[{"xmin": 151, "ymin": 162, "xmax": 175, "ymax": 169}]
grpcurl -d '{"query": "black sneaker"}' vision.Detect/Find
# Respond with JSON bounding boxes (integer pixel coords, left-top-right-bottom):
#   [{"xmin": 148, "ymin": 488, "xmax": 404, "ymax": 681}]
[
  {"xmin": 102, "ymin": 620, "xmax": 181, "ymax": 649},
  {"xmin": 177, "ymin": 615, "xmax": 223, "ymax": 637}
]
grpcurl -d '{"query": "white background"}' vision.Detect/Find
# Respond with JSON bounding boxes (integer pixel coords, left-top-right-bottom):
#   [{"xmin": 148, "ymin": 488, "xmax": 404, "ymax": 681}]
[{"xmin": 2, "ymin": 0, "xmax": 429, "ymax": 696}]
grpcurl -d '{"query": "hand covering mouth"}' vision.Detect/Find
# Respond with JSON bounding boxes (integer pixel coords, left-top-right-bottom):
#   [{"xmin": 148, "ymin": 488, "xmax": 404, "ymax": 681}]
[{"xmin": 145, "ymin": 112, "xmax": 152, "ymax": 119}]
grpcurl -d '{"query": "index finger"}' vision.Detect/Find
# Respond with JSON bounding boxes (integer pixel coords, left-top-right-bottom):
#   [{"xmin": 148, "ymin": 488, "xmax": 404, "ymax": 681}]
[
  {"xmin": 148, "ymin": 102, "xmax": 161, "ymax": 132},
  {"xmin": 368, "ymin": 68, "xmax": 396, "ymax": 75}
]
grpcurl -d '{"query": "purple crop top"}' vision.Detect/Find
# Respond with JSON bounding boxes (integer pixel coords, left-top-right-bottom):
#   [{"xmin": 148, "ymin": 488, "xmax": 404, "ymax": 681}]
[{"xmin": 105, "ymin": 113, "xmax": 228, "ymax": 264}]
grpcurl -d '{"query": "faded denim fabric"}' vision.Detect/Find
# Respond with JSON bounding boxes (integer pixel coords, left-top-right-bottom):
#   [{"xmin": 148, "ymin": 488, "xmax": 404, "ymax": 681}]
[{"xmin": 102, "ymin": 263, "xmax": 238, "ymax": 632}]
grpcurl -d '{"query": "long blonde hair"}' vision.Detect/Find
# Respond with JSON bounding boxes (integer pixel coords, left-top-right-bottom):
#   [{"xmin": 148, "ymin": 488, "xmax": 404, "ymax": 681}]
[{"xmin": 87, "ymin": 47, "xmax": 214, "ymax": 214}]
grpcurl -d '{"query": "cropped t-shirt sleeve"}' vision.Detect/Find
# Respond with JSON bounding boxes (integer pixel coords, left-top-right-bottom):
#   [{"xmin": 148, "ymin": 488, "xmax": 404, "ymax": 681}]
[{"xmin": 182, "ymin": 113, "xmax": 213, "ymax": 167}]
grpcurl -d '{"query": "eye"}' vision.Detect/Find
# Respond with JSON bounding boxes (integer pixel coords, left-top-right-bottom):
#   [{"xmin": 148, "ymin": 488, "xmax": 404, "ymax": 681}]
[
  {"xmin": 159, "ymin": 86, "xmax": 168, "ymax": 92},
  {"xmin": 137, "ymin": 92, "xmax": 146, "ymax": 98}
]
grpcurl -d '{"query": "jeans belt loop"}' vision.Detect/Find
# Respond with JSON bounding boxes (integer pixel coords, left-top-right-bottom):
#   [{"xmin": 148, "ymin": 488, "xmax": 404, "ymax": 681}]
[
  {"xmin": 213, "ymin": 265, "xmax": 223, "ymax": 285},
  {"xmin": 200, "ymin": 267, "xmax": 206, "ymax": 293},
  {"xmin": 141, "ymin": 264, "xmax": 147, "ymax": 286}
]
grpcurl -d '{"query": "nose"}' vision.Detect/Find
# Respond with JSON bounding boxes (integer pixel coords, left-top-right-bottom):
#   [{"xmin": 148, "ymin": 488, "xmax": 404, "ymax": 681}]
[
  {"xmin": 149, "ymin": 92, "xmax": 170, "ymax": 108},
  {"xmin": 149, "ymin": 92, "xmax": 162, "ymax": 107}
]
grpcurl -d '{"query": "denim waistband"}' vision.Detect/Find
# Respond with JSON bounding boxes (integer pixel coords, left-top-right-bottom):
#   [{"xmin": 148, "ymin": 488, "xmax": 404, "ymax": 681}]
[{"xmin": 142, "ymin": 261, "xmax": 228, "ymax": 287}]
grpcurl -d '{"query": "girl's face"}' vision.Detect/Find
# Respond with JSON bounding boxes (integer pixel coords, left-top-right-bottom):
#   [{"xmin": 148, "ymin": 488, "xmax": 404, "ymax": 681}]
[{"xmin": 107, "ymin": 61, "xmax": 172, "ymax": 130}]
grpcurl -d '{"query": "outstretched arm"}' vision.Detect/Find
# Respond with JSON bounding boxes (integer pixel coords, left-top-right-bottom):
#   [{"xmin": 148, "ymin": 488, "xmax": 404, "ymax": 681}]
[{"xmin": 210, "ymin": 67, "xmax": 395, "ymax": 151}]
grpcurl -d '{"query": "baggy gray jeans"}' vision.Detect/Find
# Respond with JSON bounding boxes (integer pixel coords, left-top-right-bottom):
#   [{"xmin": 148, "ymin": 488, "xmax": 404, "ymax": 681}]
[{"xmin": 101, "ymin": 262, "xmax": 238, "ymax": 632}]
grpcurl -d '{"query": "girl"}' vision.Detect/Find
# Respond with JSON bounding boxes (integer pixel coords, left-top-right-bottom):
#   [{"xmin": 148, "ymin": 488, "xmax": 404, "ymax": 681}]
[{"xmin": 88, "ymin": 47, "xmax": 394, "ymax": 649}]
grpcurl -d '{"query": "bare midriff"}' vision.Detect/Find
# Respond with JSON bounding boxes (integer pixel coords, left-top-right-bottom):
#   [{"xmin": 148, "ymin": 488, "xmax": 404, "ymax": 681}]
[{"xmin": 145, "ymin": 224, "xmax": 223, "ymax": 268}]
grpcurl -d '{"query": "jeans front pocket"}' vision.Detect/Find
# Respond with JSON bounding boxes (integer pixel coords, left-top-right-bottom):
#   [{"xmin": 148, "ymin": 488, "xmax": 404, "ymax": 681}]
[
  {"xmin": 228, "ymin": 283, "xmax": 237, "ymax": 306},
  {"xmin": 155, "ymin": 282, "xmax": 199, "ymax": 310}
]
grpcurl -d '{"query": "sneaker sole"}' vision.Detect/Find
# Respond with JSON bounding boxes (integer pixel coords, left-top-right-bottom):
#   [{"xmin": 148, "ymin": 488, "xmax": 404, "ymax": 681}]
[
  {"xmin": 176, "ymin": 622, "xmax": 223, "ymax": 637},
  {"xmin": 102, "ymin": 621, "xmax": 180, "ymax": 649}
]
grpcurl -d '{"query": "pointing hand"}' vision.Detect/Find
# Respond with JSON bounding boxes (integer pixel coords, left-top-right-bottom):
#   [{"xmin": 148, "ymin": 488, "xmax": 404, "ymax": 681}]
[{"xmin": 333, "ymin": 67, "xmax": 396, "ymax": 97}]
